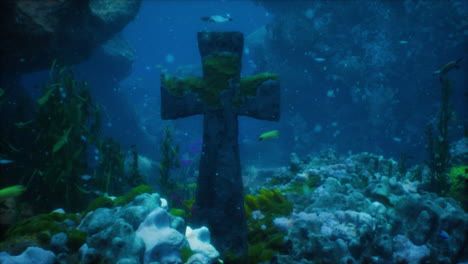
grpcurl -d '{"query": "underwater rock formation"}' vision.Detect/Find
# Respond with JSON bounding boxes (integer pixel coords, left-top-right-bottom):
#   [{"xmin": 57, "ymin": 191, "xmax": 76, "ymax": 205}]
[
  {"xmin": 0, "ymin": 246, "xmax": 55, "ymax": 264},
  {"xmin": 269, "ymin": 151, "xmax": 468, "ymax": 263},
  {"xmin": 136, "ymin": 208, "xmax": 187, "ymax": 264},
  {"xmin": 0, "ymin": 0, "xmax": 141, "ymax": 73}
]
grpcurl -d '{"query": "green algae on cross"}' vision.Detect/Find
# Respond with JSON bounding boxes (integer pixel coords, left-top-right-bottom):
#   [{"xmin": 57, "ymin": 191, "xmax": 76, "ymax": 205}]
[{"xmin": 162, "ymin": 59, "xmax": 278, "ymax": 108}]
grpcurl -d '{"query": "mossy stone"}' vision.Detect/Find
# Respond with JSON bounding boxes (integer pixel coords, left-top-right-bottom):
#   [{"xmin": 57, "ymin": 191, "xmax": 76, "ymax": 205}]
[
  {"xmin": 5, "ymin": 212, "xmax": 78, "ymax": 247},
  {"xmin": 113, "ymin": 184, "xmax": 154, "ymax": 206},
  {"xmin": 84, "ymin": 196, "xmax": 114, "ymax": 215},
  {"xmin": 66, "ymin": 229, "xmax": 87, "ymax": 252}
]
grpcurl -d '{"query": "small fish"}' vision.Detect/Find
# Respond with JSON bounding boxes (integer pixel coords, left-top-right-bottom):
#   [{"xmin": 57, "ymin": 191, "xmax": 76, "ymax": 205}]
[
  {"xmin": 0, "ymin": 159, "xmax": 14, "ymax": 164},
  {"xmin": 201, "ymin": 15, "xmax": 233, "ymax": 23},
  {"xmin": 439, "ymin": 230, "xmax": 450, "ymax": 240},
  {"xmin": 433, "ymin": 57, "xmax": 463, "ymax": 76},
  {"xmin": 14, "ymin": 120, "xmax": 33, "ymax": 128},
  {"xmin": 314, "ymin": 58, "xmax": 326, "ymax": 62},
  {"xmin": 259, "ymin": 130, "xmax": 280, "ymax": 141},
  {"xmin": 80, "ymin": 174, "xmax": 92, "ymax": 181},
  {"xmin": 0, "ymin": 185, "xmax": 26, "ymax": 201}
]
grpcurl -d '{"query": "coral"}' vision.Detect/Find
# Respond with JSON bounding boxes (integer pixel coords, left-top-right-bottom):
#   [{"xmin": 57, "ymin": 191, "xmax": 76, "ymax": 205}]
[
  {"xmin": 266, "ymin": 151, "xmax": 467, "ymax": 263},
  {"xmin": 185, "ymin": 226, "xmax": 219, "ymax": 263},
  {"xmin": 78, "ymin": 193, "xmax": 162, "ymax": 263},
  {"xmin": 392, "ymin": 235, "xmax": 430, "ymax": 264},
  {"xmin": 135, "ymin": 208, "xmax": 187, "ymax": 264}
]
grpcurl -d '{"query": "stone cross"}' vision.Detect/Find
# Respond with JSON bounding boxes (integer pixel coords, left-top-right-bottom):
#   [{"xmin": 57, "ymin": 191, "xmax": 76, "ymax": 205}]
[{"xmin": 160, "ymin": 31, "xmax": 280, "ymax": 257}]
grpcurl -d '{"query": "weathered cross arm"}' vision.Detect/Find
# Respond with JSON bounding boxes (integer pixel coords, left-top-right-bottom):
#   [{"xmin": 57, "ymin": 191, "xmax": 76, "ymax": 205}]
[
  {"xmin": 236, "ymin": 76, "xmax": 280, "ymax": 121},
  {"xmin": 160, "ymin": 74, "xmax": 205, "ymax": 119}
]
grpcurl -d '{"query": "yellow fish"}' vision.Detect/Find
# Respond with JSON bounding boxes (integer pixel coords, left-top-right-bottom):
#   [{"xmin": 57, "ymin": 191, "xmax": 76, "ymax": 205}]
[
  {"xmin": 259, "ymin": 130, "xmax": 279, "ymax": 141},
  {"xmin": 0, "ymin": 185, "xmax": 26, "ymax": 201}
]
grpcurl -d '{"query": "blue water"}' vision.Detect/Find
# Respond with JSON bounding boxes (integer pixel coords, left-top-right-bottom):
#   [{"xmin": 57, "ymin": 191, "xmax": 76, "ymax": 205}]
[{"xmin": 20, "ymin": 0, "xmax": 467, "ymax": 168}]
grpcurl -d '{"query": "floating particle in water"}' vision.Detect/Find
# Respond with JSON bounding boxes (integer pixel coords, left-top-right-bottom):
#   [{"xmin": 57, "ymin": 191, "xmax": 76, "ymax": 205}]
[
  {"xmin": 314, "ymin": 57, "xmax": 326, "ymax": 62},
  {"xmin": 165, "ymin": 54, "xmax": 175, "ymax": 63},
  {"xmin": 305, "ymin": 8, "xmax": 314, "ymax": 19},
  {"xmin": 314, "ymin": 124, "xmax": 322, "ymax": 133},
  {"xmin": 399, "ymin": 40, "xmax": 409, "ymax": 44},
  {"xmin": 326, "ymin": 90, "xmax": 335, "ymax": 97}
]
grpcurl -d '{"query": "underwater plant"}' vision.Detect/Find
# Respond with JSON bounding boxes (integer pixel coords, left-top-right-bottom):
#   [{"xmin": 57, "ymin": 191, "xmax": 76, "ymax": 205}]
[
  {"xmin": 425, "ymin": 75, "xmax": 453, "ymax": 195},
  {"xmin": 158, "ymin": 126, "xmax": 181, "ymax": 198},
  {"xmin": 128, "ymin": 145, "xmax": 144, "ymax": 187},
  {"xmin": 447, "ymin": 165, "xmax": 468, "ymax": 210},
  {"xmin": 94, "ymin": 137, "xmax": 126, "ymax": 196},
  {"xmin": 244, "ymin": 189, "xmax": 293, "ymax": 263},
  {"xmin": 31, "ymin": 61, "xmax": 102, "ymax": 211},
  {"xmin": 26, "ymin": 61, "xmax": 131, "ymax": 212}
]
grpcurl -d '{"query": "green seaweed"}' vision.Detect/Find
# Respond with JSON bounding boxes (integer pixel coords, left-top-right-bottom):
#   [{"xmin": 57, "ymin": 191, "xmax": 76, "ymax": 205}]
[
  {"xmin": 158, "ymin": 127, "xmax": 180, "ymax": 198},
  {"xmin": 95, "ymin": 137, "xmax": 126, "ymax": 196},
  {"xmin": 244, "ymin": 189, "xmax": 292, "ymax": 263},
  {"xmin": 180, "ymin": 246, "xmax": 195, "ymax": 262},
  {"xmin": 448, "ymin": 165, "xmax": 468, "ymax": 210},
  {"xmin": 283, "ymin": 175, "xmax": 320, "ymax": 195},
  {"xmin": 31, "ymin": 62, "xmax": 100, "ymax": 211}
]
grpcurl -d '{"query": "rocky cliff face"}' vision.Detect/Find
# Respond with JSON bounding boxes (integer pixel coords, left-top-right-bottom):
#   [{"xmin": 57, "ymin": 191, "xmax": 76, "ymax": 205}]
[{"xmin": 0, "ymin": 0, "xmax": 141, "ymax": 73}]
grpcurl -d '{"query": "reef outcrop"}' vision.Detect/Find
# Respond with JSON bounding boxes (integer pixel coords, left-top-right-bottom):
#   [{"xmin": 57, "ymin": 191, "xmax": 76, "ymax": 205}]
[{"xmin": 0, "ymin": 0, "xmax": 141, "ymax": 73}]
